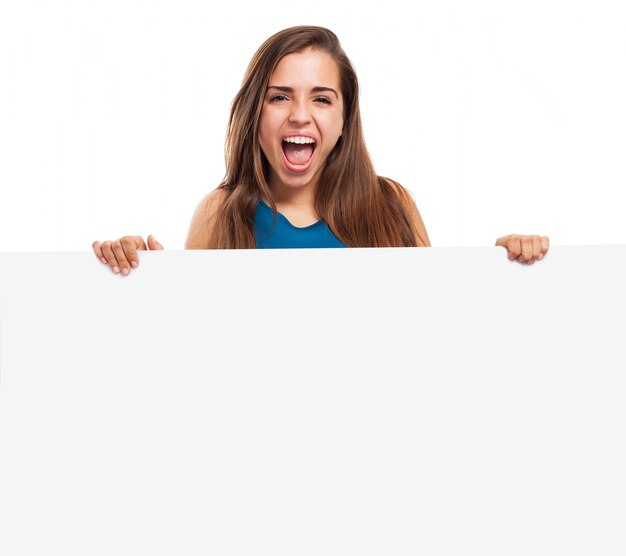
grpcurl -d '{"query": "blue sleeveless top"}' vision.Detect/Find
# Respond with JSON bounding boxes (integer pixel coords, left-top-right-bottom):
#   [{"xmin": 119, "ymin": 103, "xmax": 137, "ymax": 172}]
[{"xmin": 254, "ymin": 198, "xmax": 346, "ymax": 248}]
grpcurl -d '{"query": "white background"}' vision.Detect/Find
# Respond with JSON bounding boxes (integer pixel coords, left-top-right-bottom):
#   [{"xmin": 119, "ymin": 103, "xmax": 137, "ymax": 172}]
[{"xmin": 1, "ymin": 0, "xmax": 625, "ymax": 252}]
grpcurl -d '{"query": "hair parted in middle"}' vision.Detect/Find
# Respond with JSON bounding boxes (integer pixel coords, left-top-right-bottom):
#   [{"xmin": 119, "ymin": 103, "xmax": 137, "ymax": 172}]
[{"xmin": 209, "ymin": 25, "xmax": 428, "ymax": 248}]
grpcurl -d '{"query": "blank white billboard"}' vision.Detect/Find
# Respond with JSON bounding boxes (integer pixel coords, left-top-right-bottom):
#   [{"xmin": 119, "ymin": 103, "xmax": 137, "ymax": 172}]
[{"xmin": 0, "ymin": 246, "xmax": 625, "ymax": 555}]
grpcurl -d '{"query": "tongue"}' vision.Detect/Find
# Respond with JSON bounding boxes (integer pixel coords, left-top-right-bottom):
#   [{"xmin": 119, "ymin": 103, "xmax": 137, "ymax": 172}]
[{"xmin": 283, "ymin": 142, "xmax": 314, "ymax": 165}]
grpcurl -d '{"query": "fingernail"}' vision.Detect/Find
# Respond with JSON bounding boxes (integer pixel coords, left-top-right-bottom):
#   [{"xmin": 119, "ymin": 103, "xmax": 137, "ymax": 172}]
[
  {"xmin": 101, "ymin": 257, "xmax": 107, "ymax": 264},
  {"xmin": 122, "ymin": 267, "xmax": 129, "ymax": 275},
  {"xmin": 131, "ymin": 260, "xmax": 138, "ymax": 267},
  {"xmin": 113, "ymin": 266, "xmax": 119, "ymax": 273}
]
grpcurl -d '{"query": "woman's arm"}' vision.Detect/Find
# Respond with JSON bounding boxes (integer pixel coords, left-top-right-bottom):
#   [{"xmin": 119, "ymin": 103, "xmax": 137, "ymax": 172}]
[
  {"xmin": 185, "ymin": 188, "xmax": 227, "ymax": 249},
  {"xmin": 402, "ymin": 190, "xmax": 431, "ymax": 247},
  {"xmin": 383, "ymin": 178, "xmax": 431, "ymax": 247}
]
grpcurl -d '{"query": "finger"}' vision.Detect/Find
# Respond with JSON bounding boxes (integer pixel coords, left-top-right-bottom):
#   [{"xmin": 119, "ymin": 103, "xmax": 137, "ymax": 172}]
[
  {"xmin": 121, "ymin": 236, "xmax": 143, "ymax": 270},
  {"xmin": 101, "ymin": 241, "xmax": 120, "ymax": 273},
  {"xmin": 532, "ymin": 236, "xmax": 543, "ymax": 259},
  {"xmin": 520, "ymin": 238, "xmax": 533, "ymax": 262},
  {"xmin": 111, "ymin": 240, "xmax": 131, "ymax": 276},
  {"xmin": 508, "ymin": 237, "xmax": 522, "ymax": 260},
  {"xmin": 495, "ymin": 234, "xmax": 512, "ymax": 248},
  {"xmin": 147, "ymin": 235, "xmax": 164, "ymax": 250},
  {"xmin": 92, "ymin": 241, "xmax": 108, "ymax": 264},
  {"xmin": 538, "ymin": 236, "xmax": 550, "ymax": 260}
]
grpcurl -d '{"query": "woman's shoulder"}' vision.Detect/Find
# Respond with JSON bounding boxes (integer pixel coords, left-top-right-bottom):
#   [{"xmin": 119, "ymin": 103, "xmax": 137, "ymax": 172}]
[
  {"xmin": 379, "ymin": 175, "xmax": 411, "ymax": 199},
  {"xmin": 184, "ymin": 187, "xmax": 230, "ymax": 249},
  {"xmin": 205, "ymin": 187, "xmax": 230, "ymax": 212},
  {"xmin": 378, "ymin": 175, "xmax": 418, "ymax": 212},
  {"xmin": 378, "ymin": 175, "xmax": 431, "ymax": 247}
]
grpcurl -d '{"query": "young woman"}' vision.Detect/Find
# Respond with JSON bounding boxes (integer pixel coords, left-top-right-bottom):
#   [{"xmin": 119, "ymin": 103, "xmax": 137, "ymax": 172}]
[{"xmin": 92, "ymin": 25, "xmax": 549, "ymax": 276}]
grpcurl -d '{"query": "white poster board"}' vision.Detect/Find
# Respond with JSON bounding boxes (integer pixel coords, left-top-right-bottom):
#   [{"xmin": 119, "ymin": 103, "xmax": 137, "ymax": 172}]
[{"xmin": 1, "ymin": 246, "xmax": 625, "ymax": 555}]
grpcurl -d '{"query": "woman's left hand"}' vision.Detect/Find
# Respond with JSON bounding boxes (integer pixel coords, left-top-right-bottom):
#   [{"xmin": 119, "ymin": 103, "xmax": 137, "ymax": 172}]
[{"xmin": 495, "ymin": 234, "xmax": 550, "ymax": 264}]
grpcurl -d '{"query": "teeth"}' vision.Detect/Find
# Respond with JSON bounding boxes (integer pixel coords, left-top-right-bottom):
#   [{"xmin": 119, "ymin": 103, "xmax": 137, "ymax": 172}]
[{"xmin": 283, "ymin": 136, "xmax": 316, "ymax": 144}]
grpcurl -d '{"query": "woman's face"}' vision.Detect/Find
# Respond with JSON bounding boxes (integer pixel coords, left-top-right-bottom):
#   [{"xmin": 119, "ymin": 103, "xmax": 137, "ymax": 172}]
[{"xmin": 258, "ymin": 47, "xmax": 344, "ymax": 195}]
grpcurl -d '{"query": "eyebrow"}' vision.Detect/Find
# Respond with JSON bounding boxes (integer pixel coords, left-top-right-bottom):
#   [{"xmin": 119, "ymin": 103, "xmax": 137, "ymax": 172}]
[{"xmin": 267, "ymin": 85, "xmax": 339, "ymax": 99}]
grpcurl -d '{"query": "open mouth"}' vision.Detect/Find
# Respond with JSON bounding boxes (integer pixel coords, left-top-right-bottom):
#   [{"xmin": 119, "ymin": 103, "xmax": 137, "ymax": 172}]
[{"xmin": 281, "ymin": 138, "xmax": 317, "ymax": 173}]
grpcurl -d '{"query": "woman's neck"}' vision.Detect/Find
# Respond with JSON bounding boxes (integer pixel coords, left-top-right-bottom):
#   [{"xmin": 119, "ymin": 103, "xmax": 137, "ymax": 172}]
[
  {"xmin": 265, "ymin": 175, "xmax": 320, "ymax": 226},
  {"xmin": 267, "ymin": 175, "xmax": 317, "ymax": 209}
]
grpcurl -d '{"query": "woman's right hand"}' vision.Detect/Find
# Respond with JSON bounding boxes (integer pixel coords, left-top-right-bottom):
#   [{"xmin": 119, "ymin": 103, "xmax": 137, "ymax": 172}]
[{"xmin": 92, "ymin": 234, "xmax": 164, "ymax": 276}]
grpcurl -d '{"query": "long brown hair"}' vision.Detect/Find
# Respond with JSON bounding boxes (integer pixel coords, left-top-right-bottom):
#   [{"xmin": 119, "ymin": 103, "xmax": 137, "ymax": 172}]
[{"xmin": 210, "ymin": 25, "xmax": 428, "ymax": 248}]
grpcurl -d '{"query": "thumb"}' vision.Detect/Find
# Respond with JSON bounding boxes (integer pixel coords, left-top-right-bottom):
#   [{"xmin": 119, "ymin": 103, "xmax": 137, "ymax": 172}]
[
  {"xmin": 495, "ymin": 235, "xmax": 512, "ymax": 248},
  {"xmin": 147, "ymin": 234, "xmax": 164, "ymax": 250}
]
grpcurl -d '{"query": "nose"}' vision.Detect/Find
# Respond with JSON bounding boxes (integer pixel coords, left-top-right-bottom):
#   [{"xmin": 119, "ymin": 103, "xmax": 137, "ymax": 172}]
[{"xmin": 288, "ymin": 98, "xmax": 312, "ymax": 125}]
